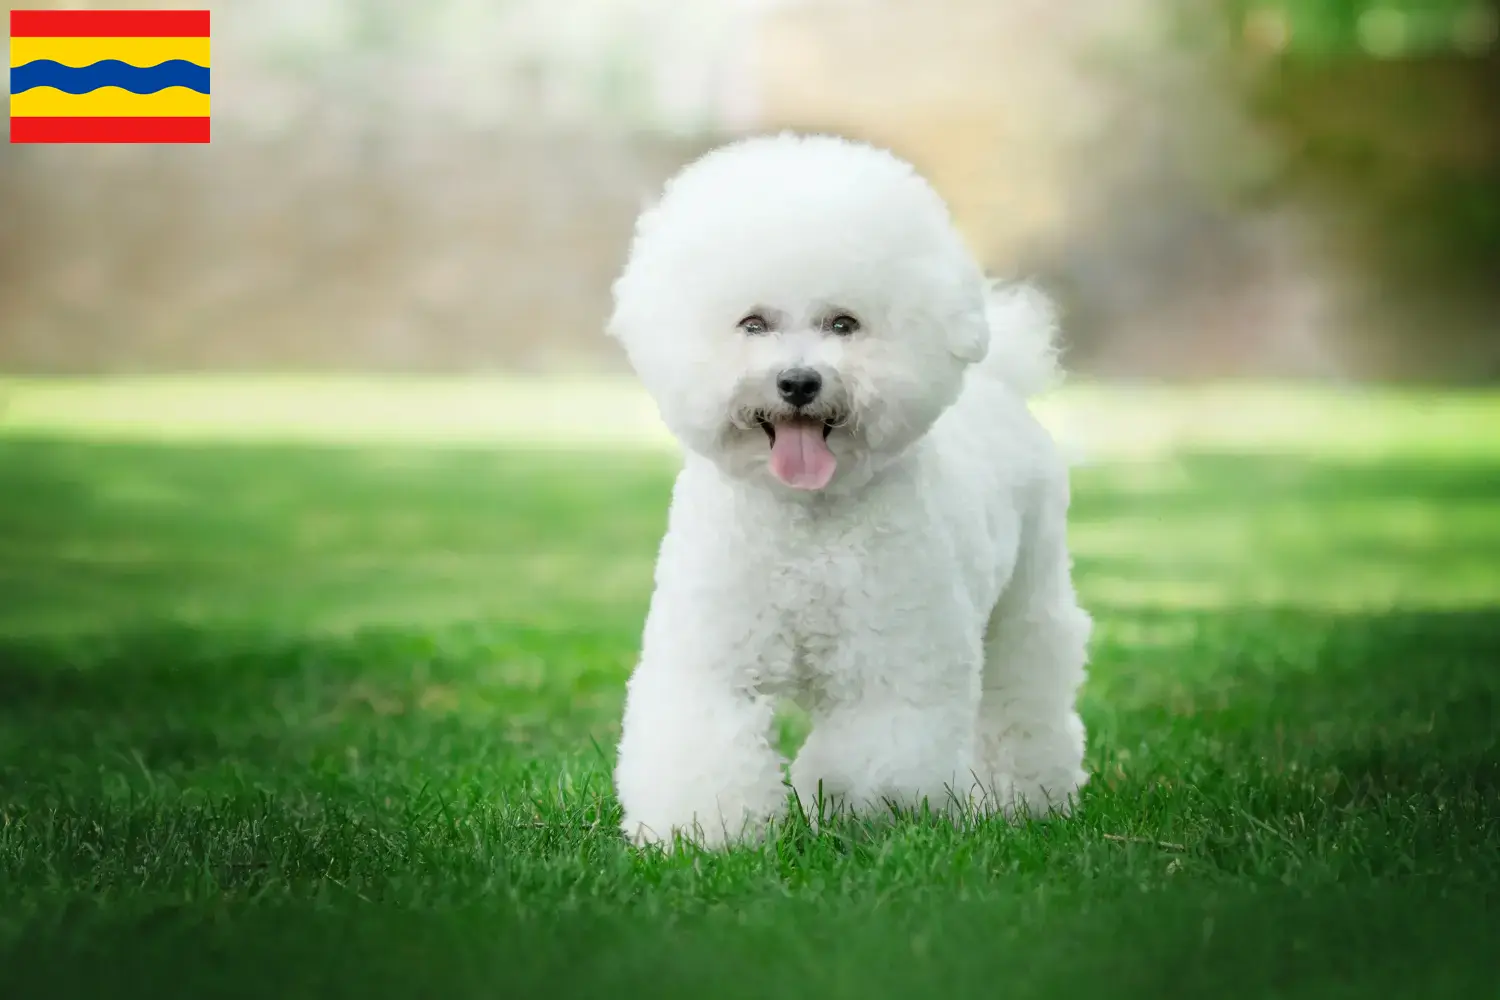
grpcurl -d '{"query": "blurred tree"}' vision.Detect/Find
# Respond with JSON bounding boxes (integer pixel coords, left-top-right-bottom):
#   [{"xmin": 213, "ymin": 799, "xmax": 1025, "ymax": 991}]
[{"xmin": 1224, "ymin": 0, "xmax": 1500, "ymax": 377}]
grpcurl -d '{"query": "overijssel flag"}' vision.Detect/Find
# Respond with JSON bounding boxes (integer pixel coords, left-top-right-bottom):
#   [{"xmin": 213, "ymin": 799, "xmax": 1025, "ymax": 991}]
[{"xmin": 10, "ymin": 9, "xmax": 209, "ymax": 143}]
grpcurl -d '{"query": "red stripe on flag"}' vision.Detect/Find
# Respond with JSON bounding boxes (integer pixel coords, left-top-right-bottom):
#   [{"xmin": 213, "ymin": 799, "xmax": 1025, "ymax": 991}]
[
  {"xmin": 10, "ymin": 117, "xmax": 211, "ymax": 143},
  {"xmin": 9, "ymin": 9, "xmax": 210, "ymax": 37}
]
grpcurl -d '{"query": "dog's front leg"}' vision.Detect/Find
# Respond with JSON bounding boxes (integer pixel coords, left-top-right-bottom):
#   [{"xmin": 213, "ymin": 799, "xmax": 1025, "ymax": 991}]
[
  {"xmin": 789, "ymin": 660, "xmax": 979, "ymax": 824},
  {"xmin": 614, "ymin": 652, "xmax": 786, "ymax": 849}
]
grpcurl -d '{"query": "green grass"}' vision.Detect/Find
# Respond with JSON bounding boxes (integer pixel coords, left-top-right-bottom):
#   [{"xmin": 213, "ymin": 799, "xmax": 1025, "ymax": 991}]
[{"xmin": 1, "ymin": 380, "xmax": 1498, "ymax": 998}]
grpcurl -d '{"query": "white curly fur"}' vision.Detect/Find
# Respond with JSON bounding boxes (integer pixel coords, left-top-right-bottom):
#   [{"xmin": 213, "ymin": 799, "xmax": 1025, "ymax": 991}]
[{"xmin": 608, "ymin": 133, "xmax": 1090, "ymax": 847}]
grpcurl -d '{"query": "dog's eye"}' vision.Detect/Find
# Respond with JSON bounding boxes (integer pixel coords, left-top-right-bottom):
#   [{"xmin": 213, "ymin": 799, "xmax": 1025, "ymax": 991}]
[
  {"xmin": 738, "ymin": 314, "xmax": 769, "ymax": 335},
  {"xmin": 826, "ymin": 314, "xmax": 860, "ymax": 336}
]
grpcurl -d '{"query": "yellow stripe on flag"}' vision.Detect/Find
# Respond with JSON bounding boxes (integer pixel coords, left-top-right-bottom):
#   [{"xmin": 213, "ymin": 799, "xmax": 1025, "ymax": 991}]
[
  {"xmin": 10, "ymin": 36, "xmax": 211, "ymax": 68},
  {"xmin": 9, "ymin": 86, "xmax": 210, "ymax": 118}
]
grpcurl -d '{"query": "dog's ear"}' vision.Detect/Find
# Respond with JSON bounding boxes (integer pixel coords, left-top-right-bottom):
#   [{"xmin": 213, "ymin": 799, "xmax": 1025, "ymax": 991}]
[
  {"xmin": 946, "ymin": 305, "xmax": 990, "ymax": 364},
  {"xmin": 605, "ymin": 196, "xmax": 662, "ymax": 343},
  {"xmin": 605, "ymin": 282, "xmax": 640, "ymax": 343}
]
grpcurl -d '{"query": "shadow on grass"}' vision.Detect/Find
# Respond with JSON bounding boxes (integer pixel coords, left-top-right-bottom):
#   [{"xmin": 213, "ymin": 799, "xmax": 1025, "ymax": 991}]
[
  {"xmin": 5, "ymin": 879, "xmax": 1494, "ymax": 1000},
  {"xmin": 0, "ymin": 619, "xmax": 635, "ymax": 799},
  {"xmin": 0, "ymin": 436, "xmax": 673, "ymax": 635}
]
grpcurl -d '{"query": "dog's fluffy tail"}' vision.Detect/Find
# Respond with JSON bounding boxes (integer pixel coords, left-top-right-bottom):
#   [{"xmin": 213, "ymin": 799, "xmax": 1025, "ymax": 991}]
[{"xmin": 974, "ymin": 281, "xmax": 1063, "ymax": 398}]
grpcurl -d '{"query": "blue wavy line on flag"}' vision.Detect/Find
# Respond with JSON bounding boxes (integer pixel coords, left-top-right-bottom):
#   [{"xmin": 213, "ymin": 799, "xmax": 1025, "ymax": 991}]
[{"xmin": 10, "ymin": 60, "xmax": 210, "ymax": 95}]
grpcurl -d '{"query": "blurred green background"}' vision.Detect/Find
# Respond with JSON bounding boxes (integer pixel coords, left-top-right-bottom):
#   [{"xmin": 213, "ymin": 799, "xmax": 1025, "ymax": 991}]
[{"xmin": 2, "ymin": 2, "xmax": 1498, "ymax": 998}]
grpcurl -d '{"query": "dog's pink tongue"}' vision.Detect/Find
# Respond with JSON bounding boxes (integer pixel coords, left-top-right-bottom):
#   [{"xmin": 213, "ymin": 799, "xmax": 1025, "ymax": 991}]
[{"xmin": 769, "ymin": 421, "xmax": 836, "ymax": 490}]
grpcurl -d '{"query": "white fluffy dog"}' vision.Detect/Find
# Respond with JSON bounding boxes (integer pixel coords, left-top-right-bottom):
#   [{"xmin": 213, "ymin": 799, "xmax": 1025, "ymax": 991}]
[{"xmin": 607, "ymin": 133, "xmax": 1090, "ymax": 847}]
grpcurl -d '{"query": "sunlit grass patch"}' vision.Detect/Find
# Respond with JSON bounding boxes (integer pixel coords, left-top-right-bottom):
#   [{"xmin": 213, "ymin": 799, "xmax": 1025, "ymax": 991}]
[
  {"xmin": 6, "ymin": 375, "xmax": 1500, "ymax": 461},
  {"xmin": 0, "ymin": 375, "xmax": 676, "ymax": 449}
]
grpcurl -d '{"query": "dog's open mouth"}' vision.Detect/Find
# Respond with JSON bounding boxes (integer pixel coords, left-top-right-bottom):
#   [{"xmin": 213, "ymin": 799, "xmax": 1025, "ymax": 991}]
[{"xmin": 756, "ymin": 415, "xmax": 838, "ymax": 491}]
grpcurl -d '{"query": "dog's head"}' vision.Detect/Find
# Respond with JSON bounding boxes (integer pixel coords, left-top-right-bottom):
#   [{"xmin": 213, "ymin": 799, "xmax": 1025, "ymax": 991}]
[{"xmin": 607, "ymin": 134, "xmax": 989, "ymax": 493}]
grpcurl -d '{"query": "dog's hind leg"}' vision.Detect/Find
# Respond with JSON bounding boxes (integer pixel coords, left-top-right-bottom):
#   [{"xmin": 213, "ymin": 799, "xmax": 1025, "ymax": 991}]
[{"xmin": 973, "ymin": 473, "xmax": 1091, "ymax": 818}]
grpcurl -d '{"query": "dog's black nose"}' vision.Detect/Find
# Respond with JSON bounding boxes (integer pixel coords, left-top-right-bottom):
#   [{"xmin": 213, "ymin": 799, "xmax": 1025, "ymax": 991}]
[{"xmin": 776, "ymin": 368, "xmax": 822, "ymax": 408}]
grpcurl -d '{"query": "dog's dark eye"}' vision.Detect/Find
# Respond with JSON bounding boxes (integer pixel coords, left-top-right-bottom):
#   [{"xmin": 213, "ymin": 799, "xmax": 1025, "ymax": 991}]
[
  {"xmin": 827, "ymin": 314, "xmax": 860, "ymax": 336},
  {"xmin": 738, "ymin": 314, "xmax": 769, "ymax": 335}
]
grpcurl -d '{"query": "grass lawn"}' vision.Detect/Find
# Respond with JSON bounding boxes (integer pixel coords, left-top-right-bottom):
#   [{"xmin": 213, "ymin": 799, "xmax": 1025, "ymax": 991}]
[{"xmin": 1, "ymin": 378, "xmax": 1497, "ymax": 998}]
